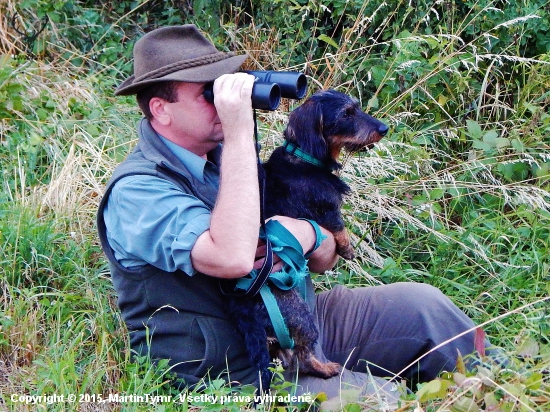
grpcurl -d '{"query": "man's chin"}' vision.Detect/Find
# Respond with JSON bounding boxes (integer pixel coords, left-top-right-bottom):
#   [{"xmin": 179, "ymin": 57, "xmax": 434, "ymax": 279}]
[{"xmin": 210, "ymin": 133, "xmax": 224, "ymax": 144}]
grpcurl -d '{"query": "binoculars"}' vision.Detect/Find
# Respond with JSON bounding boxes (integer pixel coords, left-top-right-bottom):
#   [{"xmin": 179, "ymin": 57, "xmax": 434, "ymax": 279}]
[{"xmin": 203, "ymin": 71, "xmax": 308, "ymax": 111}]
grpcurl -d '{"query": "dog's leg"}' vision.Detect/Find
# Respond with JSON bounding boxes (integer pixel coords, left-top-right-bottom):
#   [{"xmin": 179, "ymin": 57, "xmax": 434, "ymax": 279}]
[
  {"xmin": 269, "ymin": 338, "xmax": 341, "ymax": 378},
  {"xmin": 271, "ymin": 288, "xmax": 342, "ymax": 379},
  {"xmin": 293, "ymin": 346, "xmax": 342, "ymax": 378},
  {"xmin": 268, "ymin": 338, "xmax": 294, "ymax": 369},
  {"xmin": 333, "ymin": 229, "xmax": 355, "ymax": 260}
]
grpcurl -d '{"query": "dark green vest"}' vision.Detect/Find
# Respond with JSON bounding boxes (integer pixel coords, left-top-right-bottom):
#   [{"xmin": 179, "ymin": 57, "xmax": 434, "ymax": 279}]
[{"xmin": 96, "ymin": 119, "xmax": 256, "ymax": 386}]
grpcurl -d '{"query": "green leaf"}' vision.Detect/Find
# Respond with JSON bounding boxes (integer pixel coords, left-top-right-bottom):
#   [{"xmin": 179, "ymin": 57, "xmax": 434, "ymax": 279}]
[
  {"xmin": 517, "ymin": 337, "xmax": 539, "ymax": 358},
  {"xmin": 85, "ymin": 124, "xmax": 101, "ymax": 136},
  {"xmin": 524, "ymin": 372, "xmax": 543, "ymax": 390},
  {"xmin": 36, "ymin": 108, "xmax": 50, "ymax": 121},
  {"xmin": 416, "ymin": 378, "xmax": 452, "ymax": 402},
  {"xmin": 367, "ymin": 95, "xmax": 379, "ymax": 110},
  {"xmin": 429, "ymin": 188, "xmax": 445, "ymax": 200},
  {"xmin": 482, "ymin": 130, "xmax": 499, "ymax": 144},
  {"xmin": 370, "ymin": 65, "xmax": 387, "ymax": 86},
  {"xmin": 413, "ymin": 135, "xmax": 433, "ymax": 146},
  {"xmin": 483, "ymin": 392, "xmax": 499, "ymax": 409},
  {"xmin": 466, "ymin": 120, "xmax": 483, "ymax": 139},
  {"xmin": 29, "ymin": 133, "xmax": 44, "ymax": 147},
  {"xmin": 450, "ymin": 396, "xmax": 480, "ymax": 412},
  {"xmin": 344, "ymin": 403, "xmax": 361, "ymax": 412},
  {"xmin": 209, "ymin": 378, "xmax": 226, "ymax": 390},
  {"xmin": 501, "ymin": 383, "xmax": 524, "ymax": 397},
  {"xmin": 476, "ymin": 366, "xmax": 495, "ymax": 387},
  {"xmin": 318, "ymin": 34, "xmax": 339, "ymax": 48},
  {"xmin": 472, "ymin": 140, "xmax": 492, "ymax": 151},
  {"xmin": 494, "ymin": 137, "xmax": 510, "ymax": 149},
  {"xmin": 511, "ymin": 138, "xmax": 524, "ymax": 152}
]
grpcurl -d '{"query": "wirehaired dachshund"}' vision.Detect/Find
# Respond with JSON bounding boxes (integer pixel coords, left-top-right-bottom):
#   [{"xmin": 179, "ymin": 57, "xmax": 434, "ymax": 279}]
[{"xmin": 227, "ymin": 90, "xmax": 389, "ymax": 390}]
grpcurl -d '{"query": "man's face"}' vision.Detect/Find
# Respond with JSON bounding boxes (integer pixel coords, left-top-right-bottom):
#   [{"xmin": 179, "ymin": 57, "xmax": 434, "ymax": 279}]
[{"xmin": 161, "ymin": 82, "xmax": 224, "ymax": 156}]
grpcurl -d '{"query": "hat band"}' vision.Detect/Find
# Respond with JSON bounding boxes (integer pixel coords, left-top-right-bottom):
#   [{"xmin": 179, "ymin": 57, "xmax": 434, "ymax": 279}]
[{"xmin": 133, "ymin": 51, "xmax": 236, "ymax": 83}]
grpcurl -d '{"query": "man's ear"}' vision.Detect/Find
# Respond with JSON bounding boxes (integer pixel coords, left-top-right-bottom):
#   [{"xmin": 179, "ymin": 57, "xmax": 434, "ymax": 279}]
[{"xmin": 149, "ymin": 97, "xmax": 171, "ymax": 126}]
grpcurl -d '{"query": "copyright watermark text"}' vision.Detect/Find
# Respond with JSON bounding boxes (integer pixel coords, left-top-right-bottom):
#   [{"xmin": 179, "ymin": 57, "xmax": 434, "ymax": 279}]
[
  {"xmin": 7, "ymin": 392, "xmax": 315, "ymax": 406},
  {"xmin": 9, "ymin": 393, "xmax": 171, "ymax": 405}
]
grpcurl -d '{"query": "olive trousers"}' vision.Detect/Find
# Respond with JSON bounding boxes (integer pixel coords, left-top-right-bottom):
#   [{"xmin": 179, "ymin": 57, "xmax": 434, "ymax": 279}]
[{"xmin": 285, "ymin": 282, "xmax": 503, "ymax": 403}]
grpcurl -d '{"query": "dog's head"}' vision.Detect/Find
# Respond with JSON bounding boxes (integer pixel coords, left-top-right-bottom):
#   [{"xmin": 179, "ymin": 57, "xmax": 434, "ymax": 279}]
[{"xmin": 283, "ymin": 90, "xmax": 388, "ymax": 169}]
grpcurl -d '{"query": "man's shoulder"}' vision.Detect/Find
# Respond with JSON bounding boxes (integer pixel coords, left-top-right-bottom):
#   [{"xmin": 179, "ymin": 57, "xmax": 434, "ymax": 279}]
[{"xmin": 111, "ymin": 174, "xmax": 170, "ymax": 191}]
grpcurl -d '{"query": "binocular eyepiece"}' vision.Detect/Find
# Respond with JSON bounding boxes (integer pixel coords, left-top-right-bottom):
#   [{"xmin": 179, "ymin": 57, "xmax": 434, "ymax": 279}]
[{"xmin": 202, "ymin": 71, "xmax": 308, "ymax": 111}]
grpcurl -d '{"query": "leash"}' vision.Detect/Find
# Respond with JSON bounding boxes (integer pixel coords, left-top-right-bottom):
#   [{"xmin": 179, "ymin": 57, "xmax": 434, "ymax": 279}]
[{"xmin": 226, "ymin": 219, "xmax": 325, "ymax": 349}]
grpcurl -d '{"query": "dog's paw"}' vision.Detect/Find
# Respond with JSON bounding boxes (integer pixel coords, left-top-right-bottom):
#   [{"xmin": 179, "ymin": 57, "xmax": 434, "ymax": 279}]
[
  {"xmin": 337, "ymin": 245, "xmax": 356, "ymax": 260},
  {"xmin": 298, "ymin": 353, "xmax": 343, "ymax": 379},
  {"xmin": 324, "ymin": 361, "xmax": 343, "ymax": 378},
  {"xmin": 308, "ymin": 360, "xmax": 342, "ymax": 379},
  {"xmin": 334, "ymin": 230, "xmax": 356, "ymax": 259},
  {"xmin": 276, "ymin": 349, "xmax": 294, "ymax": 369}
]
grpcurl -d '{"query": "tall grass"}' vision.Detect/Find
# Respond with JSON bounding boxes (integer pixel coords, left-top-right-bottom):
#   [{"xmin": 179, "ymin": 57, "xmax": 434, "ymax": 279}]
[{"xmin": 1, "ymin": 0, "xmax": 549, "ymax": 410}]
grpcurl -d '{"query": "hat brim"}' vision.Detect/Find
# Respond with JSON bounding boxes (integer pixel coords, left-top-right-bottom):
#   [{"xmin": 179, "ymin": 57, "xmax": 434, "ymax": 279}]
[{"xmin": 114, "ymin": 53, "xmax": 248, "ymax": 96}]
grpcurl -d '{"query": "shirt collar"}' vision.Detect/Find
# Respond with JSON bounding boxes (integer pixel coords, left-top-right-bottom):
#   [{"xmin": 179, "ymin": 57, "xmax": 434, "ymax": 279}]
[{"xmin": 159, "ymin": 135, "xmax": 217, "ymax": 184}]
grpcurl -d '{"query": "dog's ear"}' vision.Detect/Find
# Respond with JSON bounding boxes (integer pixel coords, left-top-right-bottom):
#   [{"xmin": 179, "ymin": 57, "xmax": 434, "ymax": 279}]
[{"xmin": 283, "ymin": 99, "xmax": 329, "ymax": 161}]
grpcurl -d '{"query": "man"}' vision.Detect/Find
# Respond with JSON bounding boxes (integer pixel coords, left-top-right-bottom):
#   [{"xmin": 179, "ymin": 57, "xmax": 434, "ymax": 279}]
[{"xmin": 97, "ymin": 25, "xmax": 500, "ymax": 402}]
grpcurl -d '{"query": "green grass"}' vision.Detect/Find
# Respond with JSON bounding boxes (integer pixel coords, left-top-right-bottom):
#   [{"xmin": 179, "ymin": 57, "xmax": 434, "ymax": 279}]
[{"xmin": 1, "ymin": 0, "xmax": 549, "ymax": 410}]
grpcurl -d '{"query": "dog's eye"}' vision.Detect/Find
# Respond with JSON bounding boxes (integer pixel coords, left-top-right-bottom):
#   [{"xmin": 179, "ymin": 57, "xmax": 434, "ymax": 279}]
[{"xmin": 343, "ymin": 107, "xmax": 355, "ymax": 118}]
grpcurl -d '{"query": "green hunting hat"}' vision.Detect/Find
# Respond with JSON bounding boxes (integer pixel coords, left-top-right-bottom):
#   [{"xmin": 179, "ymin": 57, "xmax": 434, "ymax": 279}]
[{"xmin": 115, "ymin": 24, "xmax": 248, "ymax": 96}]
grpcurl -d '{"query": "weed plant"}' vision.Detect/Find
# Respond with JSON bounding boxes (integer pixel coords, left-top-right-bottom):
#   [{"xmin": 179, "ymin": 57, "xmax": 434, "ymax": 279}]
[{"xmin": 0, "ymin": 0, "xmax": 549, "ymax": 411}]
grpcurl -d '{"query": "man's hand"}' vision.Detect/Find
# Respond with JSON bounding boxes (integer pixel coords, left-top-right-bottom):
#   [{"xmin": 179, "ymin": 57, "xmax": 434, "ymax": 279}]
[
  {"xmin": 253, "ymin": 240, "xmax": 283, "ymax": 273},
  {"xmin": 252, "ymin": 216, "xmax": 339, "ymax": 274},
  {"xmin": 213, "ymin": 73, "xmax": 255, "ymax": 143}
]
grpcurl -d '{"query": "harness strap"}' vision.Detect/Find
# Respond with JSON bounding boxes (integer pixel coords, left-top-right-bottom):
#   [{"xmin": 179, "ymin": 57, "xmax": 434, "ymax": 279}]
[
  {"xmin": 221, "ymin": 219, "xmax": 326, "ymax": 349},
  {"xmin": 260, "ymin": 285, "xmax": 295, "ymax": 349}
]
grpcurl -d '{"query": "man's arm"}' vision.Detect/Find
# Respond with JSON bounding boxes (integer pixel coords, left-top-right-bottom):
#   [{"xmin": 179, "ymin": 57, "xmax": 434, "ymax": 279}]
[
  {"xmin": 308, "ymin": 225, "xmax": 339, "ymax": 273},
  {"xmin": 258, "ymin": 216, "xmax": 339, "ymax": 273},
  {"xmin": 190, "ymin": 73, "xmax": 260, "ymax": 278}
]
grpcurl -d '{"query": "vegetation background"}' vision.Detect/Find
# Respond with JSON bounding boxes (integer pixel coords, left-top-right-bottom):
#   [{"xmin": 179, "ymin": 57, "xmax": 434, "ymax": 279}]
[{"xmin": 0, "ymin": 0, "xmax": 549, "ymax": 410}]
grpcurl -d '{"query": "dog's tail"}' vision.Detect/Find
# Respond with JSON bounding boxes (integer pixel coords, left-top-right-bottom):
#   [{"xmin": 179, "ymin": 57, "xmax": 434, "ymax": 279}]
[{"xmin": 227, "ymin": 298, "xmax": 273, "ymax": 390}]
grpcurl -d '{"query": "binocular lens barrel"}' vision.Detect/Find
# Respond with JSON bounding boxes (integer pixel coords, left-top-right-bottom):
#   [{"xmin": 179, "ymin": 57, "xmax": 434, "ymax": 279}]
[
  {"xmin": 251, "ymin": 82, "xmax": 281, "ymax": 111},
  {"xmin": 202, "ymin": 81, "xmax": 281, "ymax": 111},
  {"xmin": 245, "ymin": 71, "xmax": 308, "ymax": 100},
  {"xmin": 202, "ymin": 71, "xmax": 307, "ymax": 111}
]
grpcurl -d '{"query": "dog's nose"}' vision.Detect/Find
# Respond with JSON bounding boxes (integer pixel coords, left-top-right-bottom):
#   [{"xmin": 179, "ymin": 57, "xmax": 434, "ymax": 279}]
[{"xmin": 378, "ymin": 123, "xmax": 389, "ymax": 136}]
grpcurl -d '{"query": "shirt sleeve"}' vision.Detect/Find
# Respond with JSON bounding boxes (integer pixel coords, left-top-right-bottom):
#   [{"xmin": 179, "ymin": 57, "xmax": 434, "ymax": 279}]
[{"xmin": 103, "ymin": 175, "xmax": 211, "ymax": 275}]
